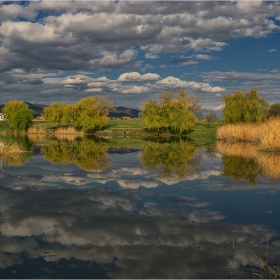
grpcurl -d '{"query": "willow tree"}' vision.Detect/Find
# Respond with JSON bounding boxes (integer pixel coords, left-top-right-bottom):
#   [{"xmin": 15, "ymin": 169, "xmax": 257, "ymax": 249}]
[
  {"xmin": 2, "ymin": 100, "xmax": 29, "ymax": 123},
  {"xmin": 222, "ymin": 87, "xmax": 269, "ymax": 124},
  {"xmin": 140, "ymin": 90, "xmax": 199, "ymax": 134},
  {"xmin": 42, "ymin": 96, "xmax": 113, "ymax": 132}
]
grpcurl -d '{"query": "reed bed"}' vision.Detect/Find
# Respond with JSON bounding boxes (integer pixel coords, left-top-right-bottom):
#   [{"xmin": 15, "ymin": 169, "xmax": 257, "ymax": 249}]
[
  {"xmin": 54, "ymin": 134, "xmax": 80, "ymax": 142},
  {"xmin": 27, "ymin": 133, "xmax": 46, "ymax": 142},
  {"xmin": 27, "ymin": 125, "xmax": 46, "ymax": 134},
  {"xmin": 0, "ymin": 141, "xmax": 26, "ymax": 154},
  {"xmin": 217, "ymin": 117, "xmax": 280, "ymax": 151},
  {"xmin": 54, "ymin": 126, "xmax": 83, "ymax": 136},
  {"xmin": 217, "ymin": 141, "xmax": 280, "ymax": 181}
]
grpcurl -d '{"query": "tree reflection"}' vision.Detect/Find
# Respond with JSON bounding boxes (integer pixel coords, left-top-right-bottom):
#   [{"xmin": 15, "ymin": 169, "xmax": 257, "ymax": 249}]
[
  {"xmin": 221, "ymin": 155, "xmax": 261, "ymax": 186},
  {"xmin": 41, "ymin": 137, "xmax": 113, "ymax": 172},
  {"xmin": 218, "ymin": 141, "xmax": 280, "ymax": 184},
  {"xmin": 140, "ymin": 139, "xmax": 201, "ymax": 181}
]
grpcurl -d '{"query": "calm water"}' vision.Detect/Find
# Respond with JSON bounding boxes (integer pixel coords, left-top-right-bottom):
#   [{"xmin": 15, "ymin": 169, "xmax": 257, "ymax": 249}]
[{"xmin": 0, "ymin": 136, "xmax": 280, "ymax": 278}]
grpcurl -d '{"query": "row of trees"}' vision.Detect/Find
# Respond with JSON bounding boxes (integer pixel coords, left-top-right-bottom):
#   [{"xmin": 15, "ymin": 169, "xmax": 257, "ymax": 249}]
[
  {"xmin": 1, "ymin": 86, "xmax": 279, "ymax": 133},
  {"xmin": 42, "ymin": 96, "xmax": 113, "ymax": 132}
]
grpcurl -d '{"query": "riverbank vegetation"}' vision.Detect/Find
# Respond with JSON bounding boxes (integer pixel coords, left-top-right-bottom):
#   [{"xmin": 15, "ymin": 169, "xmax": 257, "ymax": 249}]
[{"xmin": 217, "ymin": 116, "xmax": 280, "ymax": 151}]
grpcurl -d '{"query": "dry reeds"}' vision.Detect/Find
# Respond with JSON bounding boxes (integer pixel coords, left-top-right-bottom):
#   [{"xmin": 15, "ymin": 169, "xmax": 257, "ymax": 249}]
[
  {"xmin": 54, "ymin": 134, "xmax": 79, "ymax": 142},
  {"xmin": 0, "ymin": 141, "xmax": 26, "ymax": 154},
  {"xmin": 54, "ymin": 126, "xmax": 83, "ymax": 136},
  {"xmin": 27, "ymin": 125, "xmax": 46, "ymax": 134},
  {"xmin": 217, "ymin": 117, "xmax": 280, "ymax": 151},
  {"xmin": 249, "ymin": 249, "xmax": 280, "ymax": 279}
]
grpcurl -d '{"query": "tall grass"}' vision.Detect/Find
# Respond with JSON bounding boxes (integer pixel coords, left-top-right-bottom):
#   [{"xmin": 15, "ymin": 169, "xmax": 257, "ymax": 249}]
[
  {"xmin": 217, "ymin": 117, "xmax": 280, "ymax": 151},
  {"xmin": 54, "ymin": 126, "xmax": 83, "ymax": 135},
  {"xmin": 0, "ymin": 140, "xmax": 26, "ymax": 154},
  {"xmin": 27, "ymin": 125, "xmax": 46, "ymax": 134}
]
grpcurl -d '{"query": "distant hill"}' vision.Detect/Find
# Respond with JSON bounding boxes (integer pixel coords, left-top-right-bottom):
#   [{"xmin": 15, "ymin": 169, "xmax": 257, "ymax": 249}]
[
  {"xmin": 0, "ymin": 103, "xmax": 140, "ymax": 118},
  {"xmin": 0, "ymin": 102, "xmax": 47, "ymax": 117},
  {"xmin": 109, "ymin": 106, "xmax": 140, "ymax": 118}
]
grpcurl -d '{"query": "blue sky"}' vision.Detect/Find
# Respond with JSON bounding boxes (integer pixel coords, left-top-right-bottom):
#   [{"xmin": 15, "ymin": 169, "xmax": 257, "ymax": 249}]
[{"xmin": 0, "ymin": 1, "xmax": 279, "ymax": 113}]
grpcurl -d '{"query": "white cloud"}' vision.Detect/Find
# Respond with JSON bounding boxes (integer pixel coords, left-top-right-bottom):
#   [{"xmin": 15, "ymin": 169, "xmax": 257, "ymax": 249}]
[
  {"xmin": 268, "ymin": 49, "xmax": 277, "ymax": 52},
  {"xmin": 118, "ymin": 72, "xmax": 160, "ymax": 82},
  {"xmin": 118, "ymin": 72, "xmax": 142, "ymax": 82},
  {"xmin": 156, "ymin": 76, "xmax": 226, "ymax": 93},
  {"xmin": 196, "ymin": 54, "xmax": 213, "ymax": 60}
]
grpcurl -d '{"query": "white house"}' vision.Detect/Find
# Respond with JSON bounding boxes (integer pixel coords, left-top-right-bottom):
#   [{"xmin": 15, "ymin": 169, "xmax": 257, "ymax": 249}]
[{"xmin": 0, "ymin": 113, "xmax": 5, "ymax": 121}]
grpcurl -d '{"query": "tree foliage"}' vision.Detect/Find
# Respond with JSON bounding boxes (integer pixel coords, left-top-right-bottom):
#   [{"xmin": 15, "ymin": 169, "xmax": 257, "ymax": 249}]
[
  {"xmin": 41, "ymin": 137, "xmax": 113, "ymax": 172},
  {"xmin": 140, "ymin": 140, "xmax": 201, "ymax": 181},
  {"xmin": 42, "ymin": 96, "xmax": 113, "ymax": 132},
  {"xmin": 10, "ymin": 108, "xmax": 33, "ymax": 132},
  {"xmin": 268, "ymin": 103, "xmax": 280, "ymax": 117},
  {"xmin": 139, "ymin": 90, "xmax": 199, "ymax": 134},
  {"xmin": 222, "ymin": 87, "xmax": 269, "ymax": 124},
  {"xmin": 2, "ymin": 100, "xmax": 29, "ymax": 124},
  {"xmin": 221, "ymin": 155, "xmax": 261, "ymax": 186}
]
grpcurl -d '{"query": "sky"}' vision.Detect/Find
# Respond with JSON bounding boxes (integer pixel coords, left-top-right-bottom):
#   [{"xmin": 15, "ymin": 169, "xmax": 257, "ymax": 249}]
[{"xmin": 0, "ymin": 1, "xmax": 280, "ymax": 113}]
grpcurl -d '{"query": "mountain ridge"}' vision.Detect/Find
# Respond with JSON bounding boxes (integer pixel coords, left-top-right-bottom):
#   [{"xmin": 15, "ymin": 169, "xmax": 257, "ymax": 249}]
[{"xmin": 0, "ymin": 103, "xmax": 140, "ymax": 118}]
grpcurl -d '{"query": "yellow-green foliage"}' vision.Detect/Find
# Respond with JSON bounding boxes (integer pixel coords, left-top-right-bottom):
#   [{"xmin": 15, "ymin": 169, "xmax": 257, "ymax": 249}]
[
  {"xmin": 140, "ymin": 90, "xmax": 199, "ymax": 134},
  {"xmin": 217, "ymin": 141, "xmax": 280, "ymax": 182},
  {"xmin": 140, "ymin": 140, "xmax": 201, "ymax": 180},
  {"xmin": 217, "ymin": 116, "xmax": 280, "ymax": 151},
  {"xmin": 222, "ymin": 87, "xmax": 269, "ymax": 124},
  {"xmin": 41, "ymin": 137, "xmax": 113, "ymax": 172},
  {"xmin": 42, "ymin": 96, "xmax": 113, "ymax": 132},
  {"xmin": 2, "ymin": 100, "xmax": 28, "ymax": 123}
]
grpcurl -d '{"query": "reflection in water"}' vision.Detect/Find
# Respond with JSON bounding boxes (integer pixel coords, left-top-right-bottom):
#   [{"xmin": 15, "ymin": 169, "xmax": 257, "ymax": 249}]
[
  {"xmin": 140, "ymin": 140, "xmax": 201, "ymax": 181},
  {"xmin": 218, "ymin": 141, "xmax": 280, "ymax": 183},
  {"xmin": 0, "ymin": 137, "xmax": 280, "ymax": 278},
  {"xmin": 221, "ymin": 155, "xmax": 261, "ymax": 186},
  {"xmin": 0, "ymin": 135, "xmax": 33, "ymax": 167},
  {"xmin": 41, "ymin": 137, "xmax": 113, "ymax": 172}
]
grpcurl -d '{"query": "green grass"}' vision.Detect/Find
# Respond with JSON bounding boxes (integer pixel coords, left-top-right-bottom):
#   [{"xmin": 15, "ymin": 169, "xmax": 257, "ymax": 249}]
[
  {"xmin": 106, "ymin": 118, "xmax": 146, "ymax": 129},
  {"xmin": 0, "ymin": 121, "xmax": 13, "ymax": 132},
  {"xmin": 188, "ymin": 119, "xmax": 222, "ymax": 146}
]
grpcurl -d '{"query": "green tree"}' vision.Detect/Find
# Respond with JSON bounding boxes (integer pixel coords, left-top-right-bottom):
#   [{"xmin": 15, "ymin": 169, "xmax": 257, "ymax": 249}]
[
  {"xmin": 222, "ymin": 87, "xmax": 269, "ymax": 124},
  {"xmin": 42, "ymin": 96, "xmax": 113, "ymax": 132},
  {"xmin": 42, "ymin": 137, "xmax": 113, "ymax": 172},
  {"xmin": 205, "ymin": 112, "xmax": 217, "ymax": 127},
  {"xmin": 140, "ymin": 140, "xmax": 201, "ymax": 181},
  {"xmin": 268, "ymin": 103, "xmax": 280, "ymax": 117},
  {"xmin": 2, "ymin": 100, "xmax": 29, "ymax": 124},
  {"xmin": 140, "ymin": 90, "xmax": 199, "ymax": 134},
  {"xmin": 221, "ymin": 155, "xmax": 261, "ymax": 186},
  {"xmin": 10, "ymin": 108, "xmax": 33, "ymax": 132},
  {"xmin": 74, "ymin": 96, "xmax": 113, "ymax": 132}
]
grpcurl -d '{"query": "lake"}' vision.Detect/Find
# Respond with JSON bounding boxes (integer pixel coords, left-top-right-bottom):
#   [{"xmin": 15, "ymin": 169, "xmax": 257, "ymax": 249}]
[{"xmin": 0, "ymin": 136, "xmax": 280, "ymax": 278}]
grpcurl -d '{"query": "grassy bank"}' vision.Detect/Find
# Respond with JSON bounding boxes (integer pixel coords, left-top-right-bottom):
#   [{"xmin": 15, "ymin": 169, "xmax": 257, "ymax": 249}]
[
  {"xmin": 1, "ymin": 118, "xmax": 221, "ymax": 148},
  {"xmin": 217, "ymin": 116, "xmax": 280, "ymax": 151}
]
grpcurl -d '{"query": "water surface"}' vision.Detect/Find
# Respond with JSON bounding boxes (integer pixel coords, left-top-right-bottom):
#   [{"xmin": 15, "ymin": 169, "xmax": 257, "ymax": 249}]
[{"xmin": 0, "ymin": 136, "xmax": 280, "ymax": 278}]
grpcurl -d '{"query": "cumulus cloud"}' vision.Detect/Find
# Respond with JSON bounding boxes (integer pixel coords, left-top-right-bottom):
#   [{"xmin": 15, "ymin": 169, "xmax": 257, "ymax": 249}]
[
  {"xmin": 117, "ymin": 72, "xmax": 160, "ymax": 82},
  {"xmin": 156, "ymin": 76, "xmax": 225, "ymax": 93}
]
